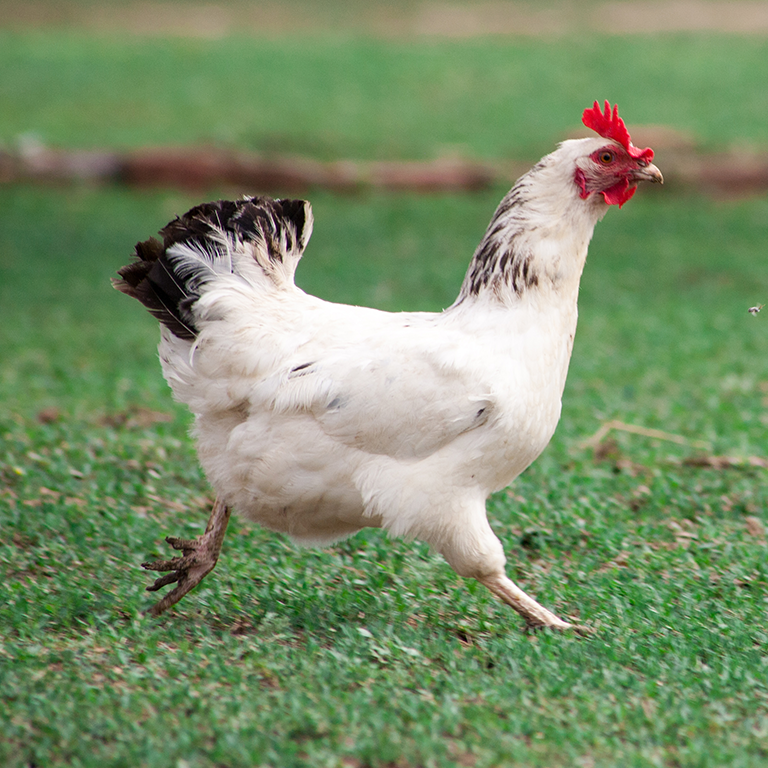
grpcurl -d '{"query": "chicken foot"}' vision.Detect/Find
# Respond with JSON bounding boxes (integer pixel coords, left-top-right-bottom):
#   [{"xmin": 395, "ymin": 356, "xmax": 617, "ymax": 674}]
[
  {"xmin": 479, "ymin": 572, "xmax": 592, "ymax": 637},
  {"xmin": 142, "ymin": 496, "xmax": 231, "ymax": 617}
]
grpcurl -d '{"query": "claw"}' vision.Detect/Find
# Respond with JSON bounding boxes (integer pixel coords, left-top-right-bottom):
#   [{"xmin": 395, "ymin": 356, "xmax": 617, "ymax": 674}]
[
  {"xmin": 142, "ymin": 555, "xmax": 186, "ymax": 572},
  {"xmin": 524, "ymin": 620, "xmax": 594, "ymax": 638},
  {"xmin": 478, "ymin": 572, "xmax": 591, "ymax": 638},
  {"xmin": 141, "ymin": 498, "xmax": 231, "ymax": 617},
  {"xmin": 165, "ymin": 536, "xmax": 200, "ymax": 551},
  {"xmin": 571, "ymin": 624, "xmax": 594, "ymax": 638},
  {"xmin": 145, "ymin": 571, "xmax": 182, "ymax": 592}
]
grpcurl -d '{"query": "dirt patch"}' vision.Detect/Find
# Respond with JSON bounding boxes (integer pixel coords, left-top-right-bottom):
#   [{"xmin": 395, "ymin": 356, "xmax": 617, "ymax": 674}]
[
  {"xmin": 4, "ymin": 0, "xmax": 768, "ymax": 37},
  {"xmin": 598, "ymin": 1, "xmax": 768, "ymax": 35},
  {"xmin": 416, "ymin": 1, "xmax": 768, "ymax": 37},
  {"xmin": 5, "ymin": 131, "xmax": 768, "ymax": 198}
]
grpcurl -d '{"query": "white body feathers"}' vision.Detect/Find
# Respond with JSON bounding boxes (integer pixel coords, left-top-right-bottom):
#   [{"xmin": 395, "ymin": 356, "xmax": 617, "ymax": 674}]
[{"xmin": 154, "ymin": 138, "xmax": 611, "ymax": 581}]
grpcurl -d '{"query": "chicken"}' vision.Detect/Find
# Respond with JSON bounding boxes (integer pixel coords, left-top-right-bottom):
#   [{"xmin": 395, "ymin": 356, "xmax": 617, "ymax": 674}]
[{"xmin": 114, "ymin": 101, "xmax": 662, "ymax": 632}]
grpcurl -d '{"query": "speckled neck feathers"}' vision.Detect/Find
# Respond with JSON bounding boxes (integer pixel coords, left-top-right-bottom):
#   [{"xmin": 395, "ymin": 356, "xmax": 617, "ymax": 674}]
[
  {"xmin": 454, "ymin": 140, "xmax": 610, "ymax": 307},
  {"xmin": 457, "ymin": 173, "xmax": 543, "ymax": 302}
]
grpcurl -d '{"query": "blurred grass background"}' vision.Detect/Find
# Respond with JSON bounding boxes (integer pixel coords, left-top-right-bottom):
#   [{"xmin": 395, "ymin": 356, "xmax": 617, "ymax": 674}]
[
  {"xmin": 3, "ymin": 32, "xmax": 768, "ymax": 156},
  {"xmin": 1, "ymin": 3, "xmax": 768, "ymax": 767}
]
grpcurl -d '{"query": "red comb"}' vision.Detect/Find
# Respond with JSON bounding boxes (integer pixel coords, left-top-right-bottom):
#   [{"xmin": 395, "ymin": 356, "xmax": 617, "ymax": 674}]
[{"xmin": 582, "ymin": 100, "xmax": 654, "ymax": 162}]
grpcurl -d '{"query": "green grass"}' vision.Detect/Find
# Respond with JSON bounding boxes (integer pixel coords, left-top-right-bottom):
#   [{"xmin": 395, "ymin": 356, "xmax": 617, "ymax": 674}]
[
  {"xmin": 1, "ymin": 27, "xmax": 768, "ymax": 768},
  {"xmin": 2, "ymin": 182, "xmax": 768, "ymax": 767},
  {"xmin": 2, "ymin": 31, "xmax": 768, "ymax": 158}
]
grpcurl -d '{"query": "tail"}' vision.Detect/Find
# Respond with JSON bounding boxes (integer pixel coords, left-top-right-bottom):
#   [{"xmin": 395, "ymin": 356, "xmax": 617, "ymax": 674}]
[{"xmin": 113, "ymin": 196, "xmax": 313, "ymax": 340}]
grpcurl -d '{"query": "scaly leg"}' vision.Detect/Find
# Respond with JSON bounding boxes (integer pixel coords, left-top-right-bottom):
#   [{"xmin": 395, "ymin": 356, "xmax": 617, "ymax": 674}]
[
  {"xmin": 142, "ymin": 496, "xmax": 231, "ymax": 617},
  {"xmin": 435, "ymin": 505, "xmax": 591, "ymax": 637},
  {"xmin": 479, "ymin": 572, "xmax": 591, "ymax": 637}
]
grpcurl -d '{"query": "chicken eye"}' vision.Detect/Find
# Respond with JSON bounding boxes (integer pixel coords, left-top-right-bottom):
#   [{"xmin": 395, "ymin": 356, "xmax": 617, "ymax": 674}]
[{"xmin": 598, "ymin": 151, "xmax": 614, "ymax": 165}]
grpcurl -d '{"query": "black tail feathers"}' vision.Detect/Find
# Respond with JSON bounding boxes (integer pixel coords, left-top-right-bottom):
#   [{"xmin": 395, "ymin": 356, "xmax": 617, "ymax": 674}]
[{"xmin": 113, "ymin": 196, "xmax": 311, "ymax": 340}]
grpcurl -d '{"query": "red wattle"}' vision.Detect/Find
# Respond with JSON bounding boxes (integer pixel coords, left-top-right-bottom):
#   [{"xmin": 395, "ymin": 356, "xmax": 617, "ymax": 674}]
[{"xmin": 601, "ymin": 179, "xmax": 637, "ymax": 207}]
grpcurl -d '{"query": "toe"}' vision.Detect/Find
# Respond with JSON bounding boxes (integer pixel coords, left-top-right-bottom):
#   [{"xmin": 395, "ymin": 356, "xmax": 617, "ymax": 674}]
[
  {"xmin": 166, "ymin": 536, "xmax": 200, "ymax": 551},
  {"xmin": 142, "ymin": 555, "xmax": 186, "ymax": 572},
  {"xmin": 146, "ymin": 571, "xmax": 182, "ymax": 592}
]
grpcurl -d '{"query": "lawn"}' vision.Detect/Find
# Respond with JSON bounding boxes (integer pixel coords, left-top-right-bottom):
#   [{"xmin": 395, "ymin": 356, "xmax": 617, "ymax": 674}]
[
  {"xmin": 3, "ymin": 31, "xmax": 768, "ymax": 158},
  {"xmin": 1, "ymin": 19, "xmax": 768, "ymax": 768}
]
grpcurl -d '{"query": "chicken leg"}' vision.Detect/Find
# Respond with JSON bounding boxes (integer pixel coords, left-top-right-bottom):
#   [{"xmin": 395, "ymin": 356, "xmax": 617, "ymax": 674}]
[
  {"xmin": 479, "ymin": 572, "xmax": 592, "ymax": 637},
  {"xmin": 142, "ymin": 496, "xmax": 231, "ymax": 617}
]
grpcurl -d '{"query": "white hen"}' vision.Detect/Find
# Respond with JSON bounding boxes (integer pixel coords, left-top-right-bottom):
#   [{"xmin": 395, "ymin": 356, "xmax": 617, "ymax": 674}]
[{"xmin": 115, "ymin": 101, "xmax": 661, "ymax": 631}]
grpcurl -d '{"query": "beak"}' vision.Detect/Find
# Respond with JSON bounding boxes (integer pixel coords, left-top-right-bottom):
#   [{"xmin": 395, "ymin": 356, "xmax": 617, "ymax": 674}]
[{"xmin": 631, "ymin": 162, "xmax": 663, "ymax": 185}]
